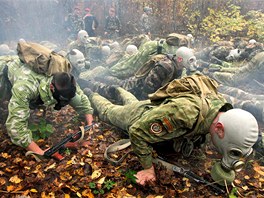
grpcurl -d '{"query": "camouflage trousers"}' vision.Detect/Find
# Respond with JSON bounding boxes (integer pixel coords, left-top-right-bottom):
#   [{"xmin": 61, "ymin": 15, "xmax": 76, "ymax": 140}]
[
  {"xmin": 219, "ymin": 85, "xmax": 264, "ymax": 122},
  {"xmin": 89, "ymin": 87, "xmax": 150, "ymax": 131}
]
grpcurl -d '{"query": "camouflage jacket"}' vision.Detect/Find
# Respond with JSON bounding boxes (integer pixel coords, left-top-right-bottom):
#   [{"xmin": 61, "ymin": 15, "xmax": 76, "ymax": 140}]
[
  {"xmin": 104, "ymin": 16, "xmax": 121, "ymax": 32},
  {"xmin": 66, "ymin": 13, "xmax": 84, "ymax": 34},
  {"xmin": 1, "ymin": 56, "xmax": 93, "ymax": 148},
  {"xmin": 121, "ymin": 54, "xmax": 182, "ymax": 99},
  {"xmin": 129, "ymin": 92, "xmax": 227, "ymax": 169},
  {"xmin": 110, "ymin": 40, "xmax": 179, "ymax": 79},
  {"xmin": 212, "ymin": 51, "xmax": 264, "ymax": 87},
  {"xmin": 140, "ymin": 13, "xmax": 151, "ymax": 33}
]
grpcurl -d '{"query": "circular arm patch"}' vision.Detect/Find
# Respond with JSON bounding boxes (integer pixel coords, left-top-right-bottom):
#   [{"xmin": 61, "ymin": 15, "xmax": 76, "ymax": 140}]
[{"xmin": 150, "ymin": 122, "xmax": 163, "ymax": 134}]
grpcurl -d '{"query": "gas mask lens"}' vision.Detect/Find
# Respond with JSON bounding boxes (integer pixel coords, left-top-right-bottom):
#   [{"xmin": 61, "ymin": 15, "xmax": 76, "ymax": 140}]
[{"xmin": 226, "ymin": 148, "xmax": 253, "ymax": 172}]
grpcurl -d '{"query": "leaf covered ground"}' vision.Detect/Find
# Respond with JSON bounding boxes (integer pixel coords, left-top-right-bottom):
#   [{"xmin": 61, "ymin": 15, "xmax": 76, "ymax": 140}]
[{"xmin": 0, "ymin": 106, "xmax": 263, "ymax": 198}]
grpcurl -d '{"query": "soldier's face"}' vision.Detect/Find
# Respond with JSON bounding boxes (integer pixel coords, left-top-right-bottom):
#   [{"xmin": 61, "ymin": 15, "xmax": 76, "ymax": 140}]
[{"xmin": 109, "ymin": 10, "xmax": 115, "ymax": 16}]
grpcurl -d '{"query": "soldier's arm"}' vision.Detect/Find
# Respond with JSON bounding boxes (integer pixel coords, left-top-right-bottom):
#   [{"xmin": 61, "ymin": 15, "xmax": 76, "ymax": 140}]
[
  {"xmin": 69, "ymin": 84, "xmax": 94, "ymax": 125},
  {"xmin": 5, "ymin": 83, "xmax": 38, "ymax": 149},
  {"xmin": 128, "ymin": 98, "xmax": 200, "ymax": 169}
]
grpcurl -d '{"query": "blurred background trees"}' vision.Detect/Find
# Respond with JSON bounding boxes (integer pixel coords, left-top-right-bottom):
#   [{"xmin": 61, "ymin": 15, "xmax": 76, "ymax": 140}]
[{"xmin": 0, "ymin": 0, "xmax": 263, "ymax": 45}]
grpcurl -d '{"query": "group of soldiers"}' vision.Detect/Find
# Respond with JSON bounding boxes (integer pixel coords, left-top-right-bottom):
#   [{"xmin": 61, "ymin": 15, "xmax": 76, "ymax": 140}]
[{"xmin": 0, "ymin": 23, "xmax": 264, "ymax": 188}]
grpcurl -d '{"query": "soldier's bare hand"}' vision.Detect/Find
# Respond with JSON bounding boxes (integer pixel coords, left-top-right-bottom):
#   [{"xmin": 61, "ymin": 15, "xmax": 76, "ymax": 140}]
[{"xmin": 135, "ymin": 165, "xmax": 156, "ymax": 185}]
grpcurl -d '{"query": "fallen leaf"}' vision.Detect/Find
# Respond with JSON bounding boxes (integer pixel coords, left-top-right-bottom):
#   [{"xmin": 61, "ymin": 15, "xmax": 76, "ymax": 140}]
[
  {"xmin": 1, "ymin": 152, "xmax": 11, "ymax": 159},
  {"xmin": 97, "ymin": 135, "xmax": 104, "ymax": 140},
  {"xmin": 9, "ymin": 175, "xmax": 22, "ymax": 184},
  {"xmin": 244, "ymin": 175, "xmax": 250, "ymax": 180},
  {"xmin": 44, "ymin": 163, "xmax": 56, "ymax": 172},
  {"xmin": 253, "ymin": 164, "xmax": 264, "ymax": 177},
  {"xmin": 82, "ymin": 189, "xmax": 94, "ymax": 198},
  {"xmin": 30, "ymin": 189, "xmax": 38, "ymax": 192},
  {"xmin": 242, "ymin": 185, "xmax": 249, "ymax": 190},
  {"xmin": 91, "ymin": 169, "xmax": 101, "ymax": 179},
  {"xmin": 6, "ymin": 185, "xmax": 15, "ymax": 192},
  {"xmin": 0, "ymin": 177, "xmax": 6, "ymax": 185},
  {"xmin": 97, "ymin": 176, "xmax": 106, "ymax": 184},
  {"xmin": 60, "ymin": 171, "xmax": 72, "ymax": 181}
]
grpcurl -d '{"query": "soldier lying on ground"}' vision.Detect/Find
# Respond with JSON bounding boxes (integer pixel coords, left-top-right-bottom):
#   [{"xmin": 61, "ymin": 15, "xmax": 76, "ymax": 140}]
[
  {"xmin": 67, "ymin": 30, "xmax": 104, "ymax": 68},
  {"xmin": 83, "ymin": 74, "xmax": 260, "ymax": 186},
  {"xmin": 78, "ymin": 46, "xmax": 199, "ymax": 100},
  {"xmin": 0, "ymin": 55, "xmax": 94, "ymax": 159},
  {"xmin": 79, "ymin": 33, "xmax": 192, "ymax": 82},
  {"xmin": 209, "ymin": 51, "xmax": 264, "ymax": 90},
  {"xmin": 73, "ymin": 46, "xmax": 264, "ymax": 124}
]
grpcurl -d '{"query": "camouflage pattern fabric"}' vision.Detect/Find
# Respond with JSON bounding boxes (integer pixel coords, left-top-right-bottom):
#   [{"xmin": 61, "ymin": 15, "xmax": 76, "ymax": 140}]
[
  {"xmin": 120, "ymin": 34, "xmax": 150, "ymax": 49},
  {"xmin": 120, "ymin": 54, "xmax": 182, "ymax": 99},
  {"xmin": 68, "ymin": 40, "xmax": 101, "ymax": 64},
  {"xmin": 140, "ymin": 13, "xmax": 151, "ymax": 34},
  {"xmin": 211, "ymin": 52, "xmax": 264, "ymax": 87},
  {"xmin": 0, "ymin": 56, "xmax": 93, "ymax": 148},
  {"xmin": 109, "ymin": 40, "xmax": 179, "ymax": 79},
  {"xmin": 89, "ymin": 79, "xmax": 227, "ymax": 169},
  {"xmin": 66, "ymin": 13, "xmax": 83, "ymax": 37},
  {"xmin": 104, "ymin": 16, "xmax": 121, "ymax": 40},
  {"xmin": 219, "ymin": 85, "xmax": 264, "ymax": 122}
]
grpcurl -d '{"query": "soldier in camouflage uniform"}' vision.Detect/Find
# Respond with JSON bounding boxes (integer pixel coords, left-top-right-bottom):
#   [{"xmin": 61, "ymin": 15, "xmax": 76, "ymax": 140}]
[
  {"xmin": 78, "ymin": 47, "xmax": 198, "ymax": 101},
  {"xmin": 108, "ymin": 33, "xmax": 191, "ymax": 79},
  {"xmin": 104, "ymin": 8, "xmax": 121, "ymax": 40},
  {"xmin": 68, "ymin": 30, "xmax": 102, "ymax": 68},
  {"xmin": 78, "ymin": 33, "xmax": 191, "ymax": 81},
  {"xmin": 65, "ymin": 7, "xmax": 84, "ymax": 41},
  {"xmin": 0, "ymin": 55, "xmax": 94, "ymax": 159},
  {"xmin": 210, "ymin": 51, "xmax": 264, "ymax": 88},
  {"xmin": 85, "ymin": 74, "xmax": 259, "ymax": 186},
  {"xmin": 140, "ymin": 7, "xmax": 152, "ymax": 36}
]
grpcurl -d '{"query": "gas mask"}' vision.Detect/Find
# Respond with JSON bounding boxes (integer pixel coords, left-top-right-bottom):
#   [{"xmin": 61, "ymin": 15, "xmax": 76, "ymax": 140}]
[
  {"xmin": 51, "ymin": 75, "xmax": 76, "ymax": 110},
  {"xmin": 101, "ymin": 45, "xmax": 111, "ymax": 58},
  {"xmin": 68, "ymin": 49, "xmax": 86, "ymax": 72},
  {"xmin": 78, "ymin": 30, "xmax": 89, "ymax": 44},
  {"xmin": 175, "ymin": 46, "xmax": 198, "ymax": 72},
  {"xmin": 126, "ymin": 45, "xmax": 138, "ymax": 55},
  {"xmin": 210, "ymin": 109, "xmax": 259, "ymax": 185}
]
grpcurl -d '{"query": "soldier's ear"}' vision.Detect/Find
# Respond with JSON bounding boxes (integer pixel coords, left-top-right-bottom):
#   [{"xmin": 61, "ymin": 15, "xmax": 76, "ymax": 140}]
[{"xmin": 50, "ymin": 83, "xmax": 55, "ymax": 92}]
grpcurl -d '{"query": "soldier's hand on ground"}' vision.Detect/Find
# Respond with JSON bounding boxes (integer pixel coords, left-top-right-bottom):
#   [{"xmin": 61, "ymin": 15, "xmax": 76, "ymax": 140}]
[{"xmin": 135, "ymin": 165, "xmax": 156, "ymax": 185}]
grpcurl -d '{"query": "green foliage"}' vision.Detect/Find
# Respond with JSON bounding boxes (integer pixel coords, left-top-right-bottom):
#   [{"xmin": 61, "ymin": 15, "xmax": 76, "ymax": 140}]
[
  {"xmin": 104, "ymin": 179, "xmax": 115, "ymax": 190},
  {"xmin": 64, "ymin": 148, "xmax": 71, "ymax": 156},
  {"xmin": 29, "ymin": 118, "xmax": 53, "ymax": 140},
  {"xmin": 229, "ymin": 187, "xmax": 238, "ymax": 198},
  {"xmin": 245, "ymin": 10, "xmax": 264, "ymax": 42},
  {"xmin": 124, "ymin": 169, "xmax": 137, "ymax": 184},
  {"xmin": 88, "ymin": 179, "xmax": 115, "ymax": 195},
  {"xmin": 201, "ymin": 4, "xmax": 246, "ymax": 42}
]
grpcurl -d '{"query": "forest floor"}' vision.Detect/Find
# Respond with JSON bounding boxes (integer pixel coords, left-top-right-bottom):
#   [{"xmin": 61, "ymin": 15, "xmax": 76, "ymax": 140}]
[{"xmin": 0, "ymin": 105, "xmax": 263, "ymax": 198}]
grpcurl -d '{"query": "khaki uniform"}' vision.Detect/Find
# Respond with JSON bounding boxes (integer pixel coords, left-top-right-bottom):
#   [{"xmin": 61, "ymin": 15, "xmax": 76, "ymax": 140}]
[{"xmin": 89, "ymin": 75, "xmax": 228, "ymax": 169}]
